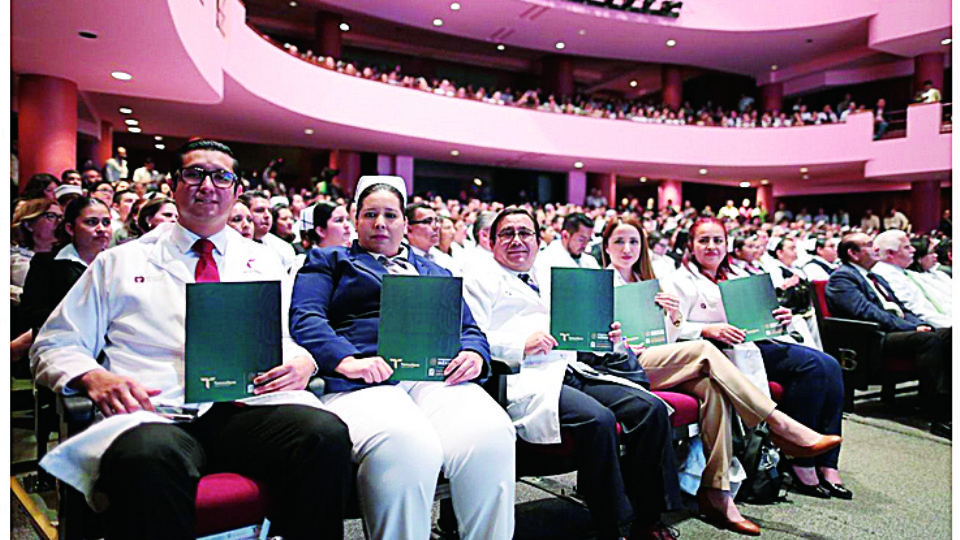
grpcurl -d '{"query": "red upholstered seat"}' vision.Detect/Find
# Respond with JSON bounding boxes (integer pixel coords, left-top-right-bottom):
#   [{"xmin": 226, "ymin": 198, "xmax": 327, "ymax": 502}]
[
  {"xmin": 812, "ymin": 280, "xmax": 832, "ymax": 317},
  {"xmin": 769, "ymin": 382, "xmax": 784, "ymax": 403},
  {"xmin": 194, "ymin": 473, "xmax": 268, "ymax": 537},
  {"xmin": 653, "ymin": 390, "xmax": 699, "ymax": 427}
]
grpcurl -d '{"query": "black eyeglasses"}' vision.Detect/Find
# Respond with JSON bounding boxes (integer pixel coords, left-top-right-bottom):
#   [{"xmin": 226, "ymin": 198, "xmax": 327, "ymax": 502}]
[
  {"xmin": 409, "ymin": 217, "xmax": 440, "ymax": 226},
  {"xmin": 179, "ymin": 167, "xmax": 238, "ymax": 189},
  {"xmin": 41, "ymin": 212, "xmax": 63, "ymax": 222},
  {"xmin": 496, "ymin": 228, "xmax": 536, "ymax": 241}
]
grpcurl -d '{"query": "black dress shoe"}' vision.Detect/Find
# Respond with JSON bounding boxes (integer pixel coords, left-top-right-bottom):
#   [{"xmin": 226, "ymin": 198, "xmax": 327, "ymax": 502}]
[
  {"xmin": 819, "ymin": 479, "xmax": 854, "ymax": 500},
  {"xmin": 930, "ymin": 420, "xmax": 952, "ymax": 439},
  {"xmin": 785, "ymin": 467, "xmax": 831, "ymax": 499}
]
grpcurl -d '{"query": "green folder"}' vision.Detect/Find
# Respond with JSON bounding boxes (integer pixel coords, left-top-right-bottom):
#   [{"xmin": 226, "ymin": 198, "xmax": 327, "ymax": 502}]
[
  {"xmin": 718, "ymin": 274, "xmax": 785, "ymax": 343},
  {"xmin": 615, "ymin": 279, "xmax": 668, "ymax": 347},
  {"xmin": 378, "ymin": 275, "xmax": 463, "ymax": 381},
  {"xmin": 550, "ymin": 267, "xmax": 614, "ymax": 352},
  {"xmin": 184, "ymin": 281, "xmax": 282, "ymax": 404}
]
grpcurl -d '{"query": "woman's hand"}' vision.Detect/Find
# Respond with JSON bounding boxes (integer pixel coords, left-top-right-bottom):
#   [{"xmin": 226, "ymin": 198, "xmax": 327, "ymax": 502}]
[
  {"xmin": 654, "ymin": 292, "xmax": 682, "ymax": 324},
  {"xmin": 608, "ymin": 321, "xmax": 623, "ymax": 344},
  {"xmin": 524, "ymin": 331, "xmax": 558, "ymax": 357},
  {"xmin": 335, "ymin": 356, "xmax": 394, "ymax": 384},
  {"xmin": 253, "ymin": 355, "xmax": 317, "ymax": 394},
  {"xmin": 772, "ymin": 307, "xmax": 793, "ymax": 326},
  {"xmin": 444, "ymin": 350, "xmax": 484, "ymax": 385},
  {"xmin": 701, "ymin": 323, "xmax": 746, "ymax": 346},
  {"xmin": 628, "ymin": 343, "xmax": 647, "ymax": 356}
]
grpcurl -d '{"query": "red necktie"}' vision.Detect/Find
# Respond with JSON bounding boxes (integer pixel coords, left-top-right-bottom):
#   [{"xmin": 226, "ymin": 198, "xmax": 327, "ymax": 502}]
[{"xmin": 193, "ymin": 239, "xmax": 220, "ymax": 283}]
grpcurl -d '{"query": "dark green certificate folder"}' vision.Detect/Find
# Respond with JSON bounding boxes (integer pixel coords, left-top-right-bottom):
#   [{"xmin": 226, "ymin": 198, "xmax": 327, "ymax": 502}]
[
  {"xmin": 378, "ymin": 275, "xmax": 463, "ymax": 381},
  {"xmin": 550, "ymin": 267, "xmax": 614, "ymax": 352},
  {"xmin": 615, "ymin": 279, "xmax": 668, "ymax": 347},
  {"xmin": 184, "ymin": 281, "xmax": 282, "ymax": 404},
  {"xmin": 718, "ymin": 273, "xmax": 785, "ymax": 343}
]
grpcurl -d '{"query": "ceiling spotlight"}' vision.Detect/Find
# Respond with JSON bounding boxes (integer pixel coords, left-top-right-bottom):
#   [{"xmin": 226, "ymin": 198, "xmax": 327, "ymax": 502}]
[
  {"xmin": 942, "ymin": 38, "xmax": 952, "ymax": 46},
  {"xmin": 770, "ymin": 65, "xmax": 778, "ymax": 71},
  {"xmin": 698, "ymin": 168, "xmax": 708, "ymax": 175},
  {"xmin": 578, "ymin": 29, "xmax": 586, "ymax": 36},
  {"xmin": 118, "ymin": 107, "xmax": 133, "ymax": 114},
  {"xmin": 496, "ymin": 44, "xmax": 506, "ymax": 51},
  {"xmin": 111, "ymin": 71, "xmax": 133, "ymax": 81},
  {"xmin": 555, "ymin": 41, "xmax": 566, "ymax": 50},
  {"xmin": 665, "ymin": 39, "xmax": 677, "ymax": 48},
  {"xmin": 639, "ymin": 176, "xmax": 647, "ymax": 183},
  {"xmin": 573, "ymin": 161, "xmax": 584, "ymax": 169},
  {"xmin": 155, "ymin": 143, "xmax": 166, "ymax": 150},
  {"xmin": 739, "ymin": 181, "xmax": 751, "ymax": 188},
  {"xmin": 629, "ymin": 80, "xmax": 638, "ymax": 87},
  {"xmin": 289, "ymin": 1, "xmax": 297, "ymax": 6},
  {"xmin": 154, "ymin": 135, "xmax": 163, "ymax": 141},
  {"xmin": 760, "ymin": 179, "xmax": 769, "ymax": 185},
  {"xmin": 304, "ymin": 128, "xmax": 315, "ymax": 135},
  {"xmin": 78, "ymin": 31, "xmax": 98, "ymax": 39},
  {"xmin": 127, "ymin": 126, "xmax": 142, "ymax": 133},
  {"xmin": 799, "ymin": 167, "xmax": 808, "ymax": 173},
  {"xmin": 473, "ymin": 178, "xmax": 482, "ymax": 186},
  {"xmin": 803, "ymin": 174, "xmax": 810, "ymax": 180},
  {"xmin": 450, "ymin": 149, "xmax": 460, "ymax": 156},
  {"xmin": 432, "ymin": 18, "xmax": 444, "ymax": 27},
  {"xmin": 124, "ymin": 118, "xmax": 139, "ymax": 126},
  {"xmin": 339, "ymin": 22, "xmax": 350, "ymax": 31},
  {"xmin": 450, "ymin": 2, "xmax": 461, "ymax": 10}
]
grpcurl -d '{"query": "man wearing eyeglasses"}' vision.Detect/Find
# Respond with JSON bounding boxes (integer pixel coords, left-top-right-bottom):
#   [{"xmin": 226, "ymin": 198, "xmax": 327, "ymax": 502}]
[
  {"xmin": 31, "ymin": 139, "xmax": 352, "ymax": 539},
  {"xmin": 404, "ymin": 201, "xmax": 461, "ymax": 275}
]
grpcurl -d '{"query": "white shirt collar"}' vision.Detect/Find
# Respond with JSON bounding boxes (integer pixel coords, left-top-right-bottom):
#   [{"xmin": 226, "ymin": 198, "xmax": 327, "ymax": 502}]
[
  {"xmin": 54, "ymin": 243, "xmax": 88, "ymax": 267},
  {"xmin": 170, "ymin": 222, "xmax": 229, "ymax": 257}
]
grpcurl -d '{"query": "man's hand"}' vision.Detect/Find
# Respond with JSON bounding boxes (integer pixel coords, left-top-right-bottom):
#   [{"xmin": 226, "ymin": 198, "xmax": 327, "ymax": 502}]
[
  {"xmin": 524, "ymin": 331, "xmax": 558, "ymax": 357},
  {"xmin": 335, "ymin": 356, "xmax": 394, "ymax": 384},
  {"xmin": 772, "ymin": 307, "xmax": 793, "ymax": 326},
  {"xmin": 444, "ymin": 351, "xmax": 484, "ymax": 385},
  {"xmin": 701, "ymin": 324, "xmax": 746, "ymax": 346},
  {"xmin": 78, "ymin": 369, "xmax": 161, "ymax": 416},
  {"xmin": 917, "ymin": 325, "xmax": 933, "ymax": 332},
  {"xmin": 253, "ymin": 355, "xmax": 316, "ymax": 394}
]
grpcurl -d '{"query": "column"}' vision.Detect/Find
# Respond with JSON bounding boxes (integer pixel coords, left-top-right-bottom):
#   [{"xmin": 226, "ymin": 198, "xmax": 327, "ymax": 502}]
[
  {"xmin": 541, "ymin": 55, "xmax": 575, "ymax": 99},
  {"xmin": 314, "ymin": 11, "xmax": 343, "ymax": 58},
  {"xmin": 94, "ymin": 121, "xmax": 114, "ymax": 170},
  {"xmin": 910, "ymin": 179, "xmax": 940, "ymax": 233},
  {"xmin": 567, "ymin": 171, "xmax": 586, "ymax": 206},
  {"xmin": 588, "ymin": 173, "xmax": 617, "ymax": 209},
  {"xmin": 657, "ymin": 179, "xmax": 682, "ymax": 211},
  {"xmin": 18, "ymin": 75, "xmax": 77, "ymax": 190},
  {"xmin": 756, "ymin": 184, "xmax": 775, "ymax": 222},
  {"xmin": 376, "ymin": 154, "xmax": 394, "ymax": 176},
  {"xmin": 760, "ymin": 82, "xmax": 783, "ymax": 113},
  {"xmin": 329, "ymin": 150, "xmax": 361, "ymax": 198},
  {"xmin": 661, "ymin": 65, "xmax": 683, "ymax": 110},
  {"xmin": 394, "ymin": 156, "xmax": 415, "ymax": 198},
  {"xmin": 914, "ymin": 52, "xmax": 945, "ymax": 96}
]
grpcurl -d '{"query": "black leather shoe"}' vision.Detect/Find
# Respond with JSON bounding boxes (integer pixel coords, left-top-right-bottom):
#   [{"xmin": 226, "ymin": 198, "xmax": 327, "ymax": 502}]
[
  {"xmin": 785, "ymin": 467, "xmax": 831, "ymax": 499},
  {"xmin": 930, "ymin": 421, "xmax": 952, "ymax": 439},
  {"xmin": 819, "ymin": 479, "xmax": 854, "ymax": 500}
]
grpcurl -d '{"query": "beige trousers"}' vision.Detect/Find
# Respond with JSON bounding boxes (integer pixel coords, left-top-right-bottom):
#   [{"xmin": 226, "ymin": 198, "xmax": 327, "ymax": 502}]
[{"xmin": 639, "ymin": 340, "xmax": 777, "ymax": 490}]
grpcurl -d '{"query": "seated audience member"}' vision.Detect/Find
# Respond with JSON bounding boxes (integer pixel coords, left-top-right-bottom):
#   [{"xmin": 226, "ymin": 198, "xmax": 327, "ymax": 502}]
[
  {"xmin": 909, "ymin": 237, "xmax": 953, "ymax": 311},
  {"xmin": 289, "ymin": 176, "xmax": 516, "ymax": 540},
  {"xmin": 457, "ymin": 210, "xmax": 498, "ymax": 271},
  {"xmin": 870, "ymin": 231, "xmax": 951, "ymax": 329},
  {"xmin": 136, "ymin": 197, "xmax": 179, "ymax": 234},
  {"xmin": 802, "ymin": 237, "xmax": 840, "ymax": 281},
  {"xmin": 535, "ymin": 212, "xmax": 601, "ymax": 273},
  {"xmin": 729, "ymin": 235, "xmax": 765, "ymax": 275},
  {"xmin": 647, "ymin": 231, "xmax": 678, "ymax": 277},
  {"xmin": 934, "ymin": 239, "xmax": 952, "ymax": 276},
  {"xmin": 860, "ymin": 209, "xmax": 881, "ymax": 232},
  {"xmin": 717, "ymin": 200, "xmax": 740, "ymax": 221},
  {"xmin": 89, "ymin": 180, "xmax": 116, "ymax": 207},
  {"xmin": 80, "ymin": 167, "xmax": 103, "ymax": 190},
  {"xmin": 310, "ymin": 201, "xmax": 353, "ymax": 248},
  {"xmin": 20, "ymin": 173, "xmax": 60, "ymax": 201},
  {"xmin": 825, "ymin": 233, "xmax": 952, "ymax": 438},
  {"xmin": 883, "ymin": 207, "xmax": 911, "ymax": 232},
  {"xmin": 664, "ymin": 218, "xmax": 849, "ymax": 500},
  {"xmin": 438, "ymin": 215, "xmax": 465, "ymax": 261},
  {"xmin": 227, "ymin": 200, "xmax": 255, "ymax": 239},
  {"xmin": 404, "ymin": 201, "xmax": 461, "ymax": 275},
  {"xmin": 30, "ymin": 139, "xmax": 352, "ymax": 539},
  {"xmin": 763, "ymin": 237, "xmax": 823, "ymax": 350},
  {"xmin": 270, "ymin": 203, "xmax": 303, "ymax": 254},
  {"xmin": 464, "ymin": 209, "xmax": 680, "ymax": 539},
  {"xmin": 55, "ymin": 184, "xmax": 84, "ymax": 208},
  {"xmin": 600, "ymin": 217, "xmax": 840, "ymax": 535},
  {"xmin": 110, "ymin": 189, "xmax": 140, "ymax": 233},
  {"xmin": 61, "ymin": 169, "xmax": 83, "ymax": 187},
  {"xmin": 240, "ymin": 190, "xmax": 296, "ymax": 270}
]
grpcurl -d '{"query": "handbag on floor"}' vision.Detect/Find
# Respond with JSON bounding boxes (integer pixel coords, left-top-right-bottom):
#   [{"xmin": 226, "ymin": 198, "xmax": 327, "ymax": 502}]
[{"xmin": 733, "ymin": 420, "xmax": 787, "ymax": 504}]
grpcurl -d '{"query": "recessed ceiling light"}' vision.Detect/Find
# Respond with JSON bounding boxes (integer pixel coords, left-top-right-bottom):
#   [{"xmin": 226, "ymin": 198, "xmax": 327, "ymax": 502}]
[
  {"xmin": 155, "ymin": 143, "xmax": 166, "ymax": 150},
  {"xmin": 450, "ymin": 149, "xmax": 460, "ymax": 156},
  {"xmin": 699, "ymin": 168, "xmax": 708, "ymax": 175},
  {"xmin": 770, "ymin": 65, "xmax": 778, "ymax": 71},
  {"xmin": 739, "ymin": 181, "xmax": 751, "ymax": 188},
  {"xmin": 942, "ymin": 38, "xmax": 952, "ymax": 46},
  {"xmin": 555, "ymin": 41, "xmax": 566, "ymax": 50},
  {"xmin": 111, "ymin": 71, "xmax": 133, "ymax": 81},
  {"xmin": 124, "ymin": 118, "xmax": 139, "ymax": 126},
  {"xmin": 432, "ymin": 18, "xmax": 444, "ymax": 27},
  {"xmin": 304, "ymin": 128, "xmax": 315, "ymax": 135},
  {"xmin": 154, "ymin": 135, "xmax": 163, "ymax": 141},
  {"xmin": 339, "ymin": 23, "xmax": 350, "ymax": 32},
  {"xmin": 496, "ymin": 44, "xmax": 506, "ymax": 51},
  {"xmin": 665, "ymin": 39, "xmax": 677, "ymax": 48},
  {"xmin": 629, "ymin": 80, "xmax": 638, "ymax": 88},
  {"xmin": 78, "ymin": 31, "xmax": 97, "ymax": 39},
  {"xmin": 573, "ymin": 161, "xmax": 584, "ymax": 169},
  {"xmin": 799, "ymin": 167, "xmax": 808, "ymax": 173},
  {"xmin": 127, "ymin": 126, "xmax": 142, "ymax": 133},
  {"xmin": 760, "ymin": 179, "xmax": 769, "ymax": 185},
  {"xmin": 473, "ymin": 178, "xmax": 482, "ymax": 186},
  {"xmin": 450, "ymin": 2, "xmax": 461, "ymax": 10},
  {"xmin": 289, "ymin": 1, "xmax": 297, "ymax": 6},
  {"xmin": 578, "ymin": 29, "xmax": 586, "ymax": 36},
  {"xmin": 118, "ymin": 107, "xmax": 133, "ymax": 115},
  {"xmin": 640, "ymin": 176, "xmax": 647, "ymax": 183},
  {"xmin": 803, "ymin": 174, "xmax": 810, "ymax": 180}
]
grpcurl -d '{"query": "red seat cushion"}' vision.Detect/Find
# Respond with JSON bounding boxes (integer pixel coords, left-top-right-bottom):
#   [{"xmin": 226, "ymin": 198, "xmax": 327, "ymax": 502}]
[
  {"xmin": 883, "ymin": 356, "xmax": 918, "ymax": 373},
  {"xmin": 769, "ymin": 382, "xmax": 784, "ymax": 403},
  {"xmin": 654, "ymin": 390, "xmax": 699, "ymax": 427},
  {"xmin": 195, "ymin": 473, "xmax": 268, "ymax": 537}
]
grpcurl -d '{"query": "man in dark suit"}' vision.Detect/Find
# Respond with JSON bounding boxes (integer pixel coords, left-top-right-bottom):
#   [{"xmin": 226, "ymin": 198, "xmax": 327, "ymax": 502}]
[{"xmin": 826, "ymin": 232, "xmax": 951, "ymax": 438}]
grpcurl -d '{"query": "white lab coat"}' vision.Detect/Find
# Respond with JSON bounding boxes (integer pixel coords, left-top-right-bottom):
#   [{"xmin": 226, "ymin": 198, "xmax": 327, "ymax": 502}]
[
  {"xmin": 30, "ymin": 222, "xmax": 323, "ymax": 502},
  {"xmin": 261, "ymin": 231, "xmax": 298, "ymax": 272},
  {"xmin": 801, "ymin": 256, "xmax": 837, "ymax": 282},
  {"xmin": 534, "ymin": 240, "xmax": 600, "ymax": 274}
]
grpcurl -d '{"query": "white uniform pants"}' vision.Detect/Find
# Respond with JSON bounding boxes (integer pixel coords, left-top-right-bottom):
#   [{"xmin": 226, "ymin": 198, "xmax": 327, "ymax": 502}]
[{"xmin": 322, "ymin": 381, "xmax": 516, "ymax": 540}]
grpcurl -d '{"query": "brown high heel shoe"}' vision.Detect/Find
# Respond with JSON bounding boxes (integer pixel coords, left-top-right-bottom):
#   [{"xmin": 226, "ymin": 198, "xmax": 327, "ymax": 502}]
[
  {"xmin": 696, "ymin": 489, "xmax": 761, "ymax": 536},
  {"xmin": 769, "ymin": 433, "xmax": 842, "ymax": 459}
]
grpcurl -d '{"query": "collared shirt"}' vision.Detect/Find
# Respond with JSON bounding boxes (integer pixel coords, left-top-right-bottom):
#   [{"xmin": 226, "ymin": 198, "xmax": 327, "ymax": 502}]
[
  {"xmin": 872, "ymin": 261, "xmax": 951, "ymax": 328},
  {"xmin": 853, "ymin": 263, "xmax": 903, "ymax": 317},
  {"xmin": 374, "ymin": 244, "xmax": 419, "ymax": 276},
  {"xmin": 54, "ymin": 243, "xmax": 90, "ymax": 267}
]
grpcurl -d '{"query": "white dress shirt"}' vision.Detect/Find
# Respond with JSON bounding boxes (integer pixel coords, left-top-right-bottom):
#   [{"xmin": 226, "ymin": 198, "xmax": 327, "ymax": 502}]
[
  {"xmin": 260, "ymin": 232, "xmax": 297, "ymax": 273},
  {"xmin": 871, "ymin": 261, "xmax": 952, "ymax": 328}
]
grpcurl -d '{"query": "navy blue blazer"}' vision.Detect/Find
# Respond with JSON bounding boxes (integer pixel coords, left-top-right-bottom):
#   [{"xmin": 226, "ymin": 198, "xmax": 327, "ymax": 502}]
[
  {"xmin": 825, "ymin": 263, "xmax": 923, "ymax": 332},
  {"xmin": 290, "ymin": 241, "xmax": 492, "ymax": 394}
]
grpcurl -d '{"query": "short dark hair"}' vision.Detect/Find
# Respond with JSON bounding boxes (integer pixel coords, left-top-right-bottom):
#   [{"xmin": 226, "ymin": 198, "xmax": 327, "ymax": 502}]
[
  {"xmin": 238, "ymin": 190, "xmax": 269, "ymax": 208},
  {"xmin": 60, "ymin": 169, "xmax": 80, "ymax": 182},
  {"xmin": 837, "ymin": 234, "xmax": 863, "ymax": 264},
  {"xmin": 490, "ymin": 207, "xmax": 541, "ymax": 246},
  {"xmin": 173, "ymin": 139, "xmax": 239, "ymax": 190},
  {"xmin": 356, "ymin": 184, "xmax": 405, "ymax": 218},
  {"xmin": 562, "ymin": 212, "xmax": 593, "ymax": 234},
  {"xmin": 113, "ymin": 189, "xmax": 137, "ymax": 205},
  {"xmin": 404, "ymin": 202, "xmax": 433, "ymax": 222}
]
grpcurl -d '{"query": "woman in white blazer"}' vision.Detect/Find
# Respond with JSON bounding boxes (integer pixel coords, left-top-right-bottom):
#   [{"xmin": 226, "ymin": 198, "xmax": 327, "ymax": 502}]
[
  {"xmin": 663, "ymin": 218, "xmax": 851, "ymax": 501},
  {"xmin": 601, "ymin": 217, "xmax": 841, "ymax": 535}
]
